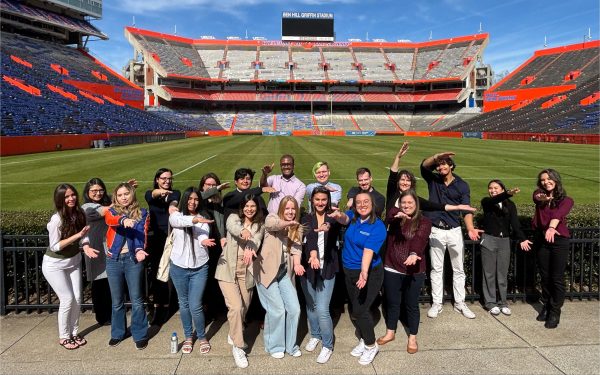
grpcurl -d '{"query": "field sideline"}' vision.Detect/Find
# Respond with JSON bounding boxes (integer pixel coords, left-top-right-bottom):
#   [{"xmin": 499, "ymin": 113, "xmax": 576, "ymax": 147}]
[{"xmin": 1, "ymin": 136, "xmax": 598, "ymax": 211}]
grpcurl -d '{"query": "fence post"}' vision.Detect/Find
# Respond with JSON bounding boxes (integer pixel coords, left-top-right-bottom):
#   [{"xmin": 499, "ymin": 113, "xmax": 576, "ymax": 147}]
[{"xmin": 0, "ymin": 232, "xmax": 6, "ymax": 316}]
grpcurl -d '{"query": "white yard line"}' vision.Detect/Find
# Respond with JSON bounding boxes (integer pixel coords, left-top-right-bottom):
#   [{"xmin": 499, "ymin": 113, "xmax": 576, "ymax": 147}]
[{"xmin": 173, "ymin": 155, "xmax": 218, "ymax": 176}]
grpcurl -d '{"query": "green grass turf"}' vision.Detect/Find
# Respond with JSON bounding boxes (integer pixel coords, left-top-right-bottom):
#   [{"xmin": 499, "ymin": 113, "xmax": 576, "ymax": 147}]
[{"xmin": 1, "ymin": 136, "xmax": 598, "ymax": 211}]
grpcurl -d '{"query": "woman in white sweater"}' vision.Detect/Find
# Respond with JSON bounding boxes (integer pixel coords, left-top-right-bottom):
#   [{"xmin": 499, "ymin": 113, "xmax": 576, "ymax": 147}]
[
  {"xmin": 44, "ymin": 183, "xmax": 98, "ymax": 350},
  {"xmin": 168, "ymin": 187, "xmax": 215, "ymax": 354}
]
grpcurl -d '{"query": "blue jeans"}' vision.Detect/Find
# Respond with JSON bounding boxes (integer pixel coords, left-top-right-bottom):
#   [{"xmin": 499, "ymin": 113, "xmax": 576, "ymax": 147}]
[
  {"xmin": 300, "ymin": 275, "xmax": 335, "ymax": 349},
  {"xmin": 169, "ymin": 262, "xmax": 209, "ymax": 339},
  {"xmin": 106, "ymin": 254, "xmax": 148, "ymax": 342},
  {"xmin": 256, "ymin": 266, "xmax": 300, "ymax": 354}
]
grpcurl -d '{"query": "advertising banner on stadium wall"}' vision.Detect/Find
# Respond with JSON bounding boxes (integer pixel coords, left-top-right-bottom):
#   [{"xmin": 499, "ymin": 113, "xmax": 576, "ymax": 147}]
[
  {"xmin": 346, "ymin": 131, "xmax": 375, "ymax": 136},
  {"xmin": 462, "ymin": 132, "xmax": 483, "ymax": 139},
  {"xmin": 263, "ymin": 131, "xmax": 292, "ymax": 136}
]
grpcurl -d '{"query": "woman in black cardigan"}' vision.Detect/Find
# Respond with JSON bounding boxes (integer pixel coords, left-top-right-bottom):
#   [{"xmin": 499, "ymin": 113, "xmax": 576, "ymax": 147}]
[
  {"xmin": 299, "ymin": 186, "xmax": 341, "ymax": 364},
  {"xmin": 480, "ymin": 179, "xmax": 532, "ymax": 316}
]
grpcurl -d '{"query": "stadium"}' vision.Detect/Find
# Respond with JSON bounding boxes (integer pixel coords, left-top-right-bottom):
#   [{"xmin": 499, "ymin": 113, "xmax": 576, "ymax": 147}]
[
  {"xmin": 1, "ymin": 0, "xmax": 598, "ymax": 158},
  {"xmin": 0, "ymin": 3, "xmax": 599, "ymax": 374}
]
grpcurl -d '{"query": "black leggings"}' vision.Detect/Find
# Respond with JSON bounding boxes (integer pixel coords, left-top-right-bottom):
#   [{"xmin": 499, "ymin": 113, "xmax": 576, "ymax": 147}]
[
  {"xmin": 383, "ymin": 270, "xmax": 425, "ymax": 335},
  {"xmin": 536, "ymin": 233, "xmax": 569, "ymax": 314},
  {"xmin": 344, "ymin": 264, "xmax": 384, "ymax": 346}
]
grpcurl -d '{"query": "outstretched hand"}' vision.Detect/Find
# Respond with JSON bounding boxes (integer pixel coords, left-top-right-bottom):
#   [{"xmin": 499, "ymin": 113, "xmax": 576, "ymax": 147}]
[
  {"xmin": 468, "ymin": 228, "xmax": 484, "ymax": 241},
  {"xmin": 396, "ymin": 142, "xmax": 409, "ymax": 159},
  {"xmin": 262, "ymin": 162, "xmax": 275, "ymax": 175},
  {"xmin": 520, "ymin": 239, "xmax": 533, "ymax": 251}
]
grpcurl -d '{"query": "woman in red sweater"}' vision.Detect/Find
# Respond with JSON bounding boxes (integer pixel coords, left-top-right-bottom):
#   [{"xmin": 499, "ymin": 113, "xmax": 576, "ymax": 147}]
[
  {"xmin": 531, "ymin": 169, "xmax": 574, "ymax": 329},
  {"xmin": 377, "ymin": 189, "xmax": 432, "ymax": 354}
]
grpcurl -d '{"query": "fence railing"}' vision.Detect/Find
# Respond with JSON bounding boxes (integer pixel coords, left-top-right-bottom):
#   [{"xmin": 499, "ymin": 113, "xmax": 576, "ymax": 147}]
[{"xmin": 1, "ymin": 229, "xmax": 598, "ymax": 315}]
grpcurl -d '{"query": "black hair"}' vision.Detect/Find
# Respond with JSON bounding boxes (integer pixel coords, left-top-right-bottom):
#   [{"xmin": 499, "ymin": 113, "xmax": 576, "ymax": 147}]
[
  {"xmin": 537, "ymin": 169, "xmax": 567, "ymax": 207},
  {"xmin": 83, "ymin": 177, "xmax": 111, "ymax": 206},
  {"xmin": 310, "ymin": 186, "xmax": 332, "ymax": 214},
  {"xmin": 153, "ymin": 168, "xmax": 173, "ymax": 189},
  {"xmin": 234, "ymin": 168, "xmax": 255, "ymax": 181},
  {"xmin": 238, "ymin": 194, "xmax": 264, "ymax": 229}
]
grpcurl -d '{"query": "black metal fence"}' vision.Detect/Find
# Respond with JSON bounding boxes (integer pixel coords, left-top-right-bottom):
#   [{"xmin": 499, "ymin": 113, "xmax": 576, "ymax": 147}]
[{"xmin": 1, "ymin": 229, "xmax": 598, "ymax": 315}]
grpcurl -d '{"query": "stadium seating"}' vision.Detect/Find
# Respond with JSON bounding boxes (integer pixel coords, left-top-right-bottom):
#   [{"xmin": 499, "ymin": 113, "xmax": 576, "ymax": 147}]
[
  {"xmin": 449, "ymin": 73, "xmax": 599, "ymax": 134},
  {"xmin": 322, "ymin": 49, "xmax": 361, "ymax": 81},
  {"xmin": 224, "ymin": 47, "xmax": 257, "ymax": 81},
  {"xmin": 258, "ymin": 48, "xmax": 290, "ymax": 81},
  {"xmin": 291, "ymin": 49, "xmax": 325, "ymax": 81},
  {"xmin": 275, "ymin": 111, "xmax": 314, "ymax": 131},
  {"xmin": 385, "ymin": 50, "xmax": 415, "ymax": 80},
  {"xmin": 234, "ymin": 110, "xmax": 274, "ymax": 131},
  {"xmin": 0, "ymin": 0, "xmax": 105, "ymax": 37},
  {"xmin": 196, "ymin": 47, "xmax": 225, "ymax": 78},
  {"xmin": 314, "ymin": 111, "xmax": 357, "ymax": 130},
  {"xmin": 351, "ymin": 111, "xmax": 401, "ymax": 131},
  {"xmin": 353, "ymin": 49, "xmax": 396, "ymax": 81},
  {"xmin": 1, "ymin": 32, "xmax": 188, "ymax": 136}
]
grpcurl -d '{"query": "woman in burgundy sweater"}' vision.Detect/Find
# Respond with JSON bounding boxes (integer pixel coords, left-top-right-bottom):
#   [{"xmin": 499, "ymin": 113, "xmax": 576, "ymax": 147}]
[
  {"xmin": 531, "ymin": 169, "xmax": 574, "ymax": 329},
  {"xmin": 377, "ymin": 190, "xmax": 432, "ymax": 354}
]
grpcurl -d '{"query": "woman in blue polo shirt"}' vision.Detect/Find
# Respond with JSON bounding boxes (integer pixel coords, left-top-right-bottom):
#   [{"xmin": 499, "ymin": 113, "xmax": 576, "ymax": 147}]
[{"xmin": 329, "ymin": 191, "xmax": 386, "ymax": 366}]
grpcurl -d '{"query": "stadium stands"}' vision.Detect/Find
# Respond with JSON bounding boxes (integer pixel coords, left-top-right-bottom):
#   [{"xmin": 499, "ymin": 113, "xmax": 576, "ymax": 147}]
[
  {"xmin": 449, "ymin": 73, "xmax": 600, "ymax": 134},
  {"xmin": 1, "ymin": 32, "xmax": 187, "ymax": 136},
  {"xmin": 0, "ymin": 0, "xmax": 106, "ymax": 38}
]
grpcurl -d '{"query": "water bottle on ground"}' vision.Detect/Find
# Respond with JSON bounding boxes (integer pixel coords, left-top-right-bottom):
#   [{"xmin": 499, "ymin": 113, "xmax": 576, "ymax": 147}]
[{"xmin": 170, "ymin": 332, "xmax": 178, "ymax": 354}]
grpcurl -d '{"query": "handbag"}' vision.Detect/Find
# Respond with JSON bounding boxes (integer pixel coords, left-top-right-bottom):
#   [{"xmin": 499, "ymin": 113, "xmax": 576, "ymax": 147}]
[{"xmin": 156, "ymin": 228, "xmax": 174, "ymax": 282}]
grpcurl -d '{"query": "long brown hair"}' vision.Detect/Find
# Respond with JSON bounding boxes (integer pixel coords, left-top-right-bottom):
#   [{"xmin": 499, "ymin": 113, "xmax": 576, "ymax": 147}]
[
  {"xmin": 111, "ymin": 182, "xmax": 142, "ymax": 221},
  {"xmin": 53, "ymin": 183, "xmax": 86, "ymax": 239},
  {"xmin": 399, "ymin": 190, "xmax": 422, "ymax": 239},
  {"xmin": 277, "ymin": 196, "xmax": 302, "ymax": 245},
  {"xmin": 351, "ymin": 192, "xmax": 377, "ymax": 224},
  {"xmin": 537, "ymin": 169, "xmax": 567, "ymax": 208}
]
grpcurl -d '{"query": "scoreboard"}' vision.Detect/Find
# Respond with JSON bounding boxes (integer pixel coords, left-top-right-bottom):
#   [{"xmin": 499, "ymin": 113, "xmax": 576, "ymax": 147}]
[{"xmin": 282, "ymin": 12, "xmax": 334, "ymax": 42}]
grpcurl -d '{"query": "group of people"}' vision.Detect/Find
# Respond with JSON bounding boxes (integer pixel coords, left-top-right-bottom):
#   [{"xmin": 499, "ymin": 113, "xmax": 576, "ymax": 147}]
[{"xmin": 43, "ymin": 142, "xmax": 574, "ymax": 368}]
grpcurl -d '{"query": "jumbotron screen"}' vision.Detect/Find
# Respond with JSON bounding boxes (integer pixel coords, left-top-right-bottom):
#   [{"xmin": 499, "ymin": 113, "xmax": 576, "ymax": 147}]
[{"xmin": 282, "ymin": 11, "xmax": 334, "ymax": 42}]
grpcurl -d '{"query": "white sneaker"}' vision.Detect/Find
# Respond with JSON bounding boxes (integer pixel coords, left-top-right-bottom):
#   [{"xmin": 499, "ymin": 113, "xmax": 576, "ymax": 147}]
[
  {"xmin": 232, "ymin": 346, "xmax": 248, "ymax": 368},
  {"xmin": 427, "ymin": 303, "xmax": 443, "ymax": 318},
  {"xmin": 305, "ymin": 337, "xmax": 320, "ymax": 352},
  {"xmin": 501, "ymin": 306, "xmax": 512, "ymax": 316},
  {"xmin": 227, "ymin": 335, "xmax": 248, "ymax": 350},
  {"xmin": 454, "ymin": 302, "xmax": 476, "ymax": 319},
  {"xmin": 350, "ymin": 339, "xmax": 365, "ymax": 357},
  {"xmin": 290, "ymin": 348, "xmax": 302, "ymax": 357},
  {"xmin": 489, "ymin": 306, "xmax": 501, "ymax": 315},
  {"xmin": 316, "ymin": 347, "xmax": 333, "ymax": 364},
  {"xmin": 271, "ymin": 351, "xmax": 284, "ymax": 359},
  {"xmin": 358, "ymin": 343, "xmax": 379, "ymax": 365}
]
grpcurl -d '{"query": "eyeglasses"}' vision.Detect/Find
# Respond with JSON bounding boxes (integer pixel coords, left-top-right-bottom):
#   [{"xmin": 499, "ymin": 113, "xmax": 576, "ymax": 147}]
[
  {"xmin": 89, "ymin": 189, "xmax": 105, "ymax": 194},
  {"xmin": 159, "ymin": 177, "xmax": 173, "ymax": 181}
]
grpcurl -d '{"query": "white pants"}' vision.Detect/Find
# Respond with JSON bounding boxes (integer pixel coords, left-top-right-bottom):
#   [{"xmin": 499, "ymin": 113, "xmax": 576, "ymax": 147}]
[
  {"xmin": 42, "ymin": 254, "xmax": 82, "ymax": 339},
  {"xmin": 429, "ymin": 227, "xmax": 466, "ymax": 304}
]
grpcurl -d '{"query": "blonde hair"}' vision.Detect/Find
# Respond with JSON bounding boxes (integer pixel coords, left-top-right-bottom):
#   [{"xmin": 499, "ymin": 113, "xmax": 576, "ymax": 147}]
[
  {"xmin": 111, "ymin": 182, "xmax": 142, "ymax": 221},
  {"xmin": 277, "ymin": 196, "xmax": 303, "ymax": 246}
]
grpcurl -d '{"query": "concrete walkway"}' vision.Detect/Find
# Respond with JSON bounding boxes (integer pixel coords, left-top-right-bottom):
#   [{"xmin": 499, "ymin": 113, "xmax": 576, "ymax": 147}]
[{"xmin": 1, "ymin": 300, "xmax": 598, "ymax": 375}]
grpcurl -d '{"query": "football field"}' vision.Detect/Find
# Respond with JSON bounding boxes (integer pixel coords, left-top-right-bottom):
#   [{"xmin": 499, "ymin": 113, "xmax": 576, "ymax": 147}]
[{"xmin": 1, "ymin": 136, "xmax": 598, "ymax": 211}]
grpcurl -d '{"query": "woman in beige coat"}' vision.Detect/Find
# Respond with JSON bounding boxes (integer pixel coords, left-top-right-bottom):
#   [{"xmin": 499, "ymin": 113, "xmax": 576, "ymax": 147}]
[
  {"xmin": 215, "ymin": 195, "xmax": 265, "ymax": 368},
  {"xmin": 253, "ymin": 196, "xmax": 304, "ymax": 359}
]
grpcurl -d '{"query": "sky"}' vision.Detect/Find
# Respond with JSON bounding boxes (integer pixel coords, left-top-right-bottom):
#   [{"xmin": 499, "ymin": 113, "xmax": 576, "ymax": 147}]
[{"xmin": 88, "ymin": 0, "xmax": 599, "ymax": 77}]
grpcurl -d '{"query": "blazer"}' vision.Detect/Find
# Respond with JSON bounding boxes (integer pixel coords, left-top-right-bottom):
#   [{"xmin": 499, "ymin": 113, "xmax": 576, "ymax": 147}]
[
  {"xmin": 300, "ymin": 213, "xmax": 340, "ymax": 285},
  {"xmin": 215, "ymin": 214, "xmax": 265, "ymax": 289},
  {"xmin": 252, "ymin": 213, "xmax": 303, "ymax": 288}
]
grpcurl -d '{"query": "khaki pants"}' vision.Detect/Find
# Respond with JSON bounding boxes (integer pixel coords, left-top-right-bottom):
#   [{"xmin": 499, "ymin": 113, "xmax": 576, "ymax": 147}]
[{"xmin": 218, "ymin": 254, "xmax": 253, "ymax": 348}]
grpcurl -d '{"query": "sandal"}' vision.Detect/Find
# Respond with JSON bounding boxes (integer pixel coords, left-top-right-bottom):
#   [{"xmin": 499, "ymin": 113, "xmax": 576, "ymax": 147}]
[
  {"xmin": 59, "ymin": 338, "xmax": 79, "ymax": 350},
  {"xmin": 72, "ymin": 335, "xmax": 87, "ymax": 346},
  {"xmin": 182, "ymin": 338, "xmax": 193, "ymax": 354},
  {"xmin": 198, "ymin": 339, "xmax": 211, "ymax": 354}
]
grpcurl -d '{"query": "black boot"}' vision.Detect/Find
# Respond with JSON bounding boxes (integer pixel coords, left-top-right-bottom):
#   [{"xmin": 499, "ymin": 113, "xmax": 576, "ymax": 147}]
[
  {"xmin": 536, "ymin": 307, "xmax": 548, "ymax": 321},
  {"xmin": 544, "ymin": 310, "xmax": 561, "ymax": 329}
]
